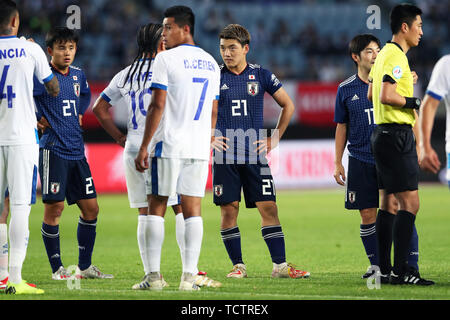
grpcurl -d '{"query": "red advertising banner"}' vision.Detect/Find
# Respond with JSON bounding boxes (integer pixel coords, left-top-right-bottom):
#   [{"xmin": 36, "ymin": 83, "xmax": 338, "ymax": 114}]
[
  {"xmin": 83, "ymin": 141, "xmax": 343, "ymax": 193},
  {"xmin": 296, "ymin": 82, "xmax": 339, "ymax": 127}
]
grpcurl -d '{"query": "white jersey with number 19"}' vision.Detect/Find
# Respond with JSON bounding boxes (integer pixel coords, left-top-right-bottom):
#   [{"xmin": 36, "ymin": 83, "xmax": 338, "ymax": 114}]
[
  {"xmin": 0, "ymin": 36, "xmax": 53, "ymax": 146},
  {"xmin": 149, "ymin": 44, "xmax": 220, "ymax": 161}
]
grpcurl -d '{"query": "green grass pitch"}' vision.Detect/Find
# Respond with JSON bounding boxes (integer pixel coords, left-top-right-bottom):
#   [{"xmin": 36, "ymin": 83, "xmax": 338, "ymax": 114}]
[{"xmin": 1, "ymin": 184, "xmax": 449, "ymax": 300}]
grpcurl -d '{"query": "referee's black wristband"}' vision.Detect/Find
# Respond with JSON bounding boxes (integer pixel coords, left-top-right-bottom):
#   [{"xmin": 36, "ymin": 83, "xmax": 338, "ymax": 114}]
[{"xmin": 404, "ymin": 97, "xmax": 421, "ymax": 109}]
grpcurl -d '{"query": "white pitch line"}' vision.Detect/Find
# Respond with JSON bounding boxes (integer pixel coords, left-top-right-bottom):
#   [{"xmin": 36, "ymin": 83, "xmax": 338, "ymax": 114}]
[{"xmin": 45, "ymin": 287, "xmax": 384, "ymax": 300}]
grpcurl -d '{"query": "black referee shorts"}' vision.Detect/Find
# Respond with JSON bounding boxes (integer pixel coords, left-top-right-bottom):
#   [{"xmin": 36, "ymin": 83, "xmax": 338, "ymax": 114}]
[{"xmin": 370, "ymin": 124, "xmax": 419, "ymax": 194}]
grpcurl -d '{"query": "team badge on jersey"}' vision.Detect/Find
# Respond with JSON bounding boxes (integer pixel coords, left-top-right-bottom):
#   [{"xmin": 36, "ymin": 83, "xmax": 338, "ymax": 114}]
[
  {"xmin": 392, "ymin": 66, "xmax": 403, "ymax": 79},
  {"xmin": 348, "ymin": 191, "xmax": 356, "ymax": 203},
  {"xmin": 50, "ymin": 182, "xmax": 60, "ymax": 194},
  {"xmin": 214, "ymin": 184, "xmax": 223, "ymax": 197},
  {"xmin": 247, "ymin": 82, "xmax": 259, "ymax": 96},
  {"xmin": 73, "ymin": 83, "xmax": 80, "ymax": 97}
]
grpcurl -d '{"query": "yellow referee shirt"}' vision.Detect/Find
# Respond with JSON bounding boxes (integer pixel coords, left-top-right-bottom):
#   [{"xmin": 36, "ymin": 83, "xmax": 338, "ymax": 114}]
[{"xmin": 369, "ymin": 42, "xmax": 415, "ymax": 126}]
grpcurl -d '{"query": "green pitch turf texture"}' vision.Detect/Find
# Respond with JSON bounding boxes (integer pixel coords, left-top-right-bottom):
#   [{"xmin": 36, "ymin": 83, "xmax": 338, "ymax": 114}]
[{"xmin": 1, "ymin": 184, "xmax": 449, "ymax": 300}]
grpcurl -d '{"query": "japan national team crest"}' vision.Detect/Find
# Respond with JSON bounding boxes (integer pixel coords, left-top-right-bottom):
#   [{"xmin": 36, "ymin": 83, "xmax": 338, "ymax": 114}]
[
  {"xmin": 247, "ymin": 82, "xmax": 259, "ymax": 96},
  {"xmin": 214, "ymin": 184, "xmax": 223, "ymax": 197},
  {"xmin": 73, "ymin": 82, "xmax": 80, "ymax": 97},
  {"xmin": 348, "ymin": 191, "xmax": 356, "ymax": 204},
  {"xmin": 50, "ymin": 182, "xmax": 60, "ymax": 194}
]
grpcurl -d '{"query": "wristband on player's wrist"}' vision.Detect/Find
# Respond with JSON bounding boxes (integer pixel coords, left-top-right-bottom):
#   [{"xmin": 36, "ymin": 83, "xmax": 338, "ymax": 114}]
[{"xmin": 403, "ymin": 97, "xmax": 421, "ymax": 109}]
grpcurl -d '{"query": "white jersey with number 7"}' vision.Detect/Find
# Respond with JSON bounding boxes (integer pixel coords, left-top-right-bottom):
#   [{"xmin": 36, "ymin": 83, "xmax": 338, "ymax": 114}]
[{"xmin": 149, "ymin": 44, "xmax": 220, "ymax": 161}]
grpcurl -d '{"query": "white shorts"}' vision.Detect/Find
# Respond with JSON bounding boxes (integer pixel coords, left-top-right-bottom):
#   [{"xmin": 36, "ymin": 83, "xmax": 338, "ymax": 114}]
[
  {"xmin": 0, "ymin": 144, "xmax": 38, "ymax": 205},
  {"xmin": 123, "ymin": 150, "xmax": 179, "ymax": 208},
  {"xmin": 146, "ymin": 157, "xmax": 209, "ymax": 198}
]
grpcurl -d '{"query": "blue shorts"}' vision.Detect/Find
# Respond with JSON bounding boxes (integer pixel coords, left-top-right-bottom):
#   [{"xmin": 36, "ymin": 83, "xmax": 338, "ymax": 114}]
[
  {"xmin": 345, "ymin": 156, "xmax": 379, "ymax": 210},
  {"xmin": 212, "ymin": 162, "xmax": 276, "ymax": 208},
  {"xmin": 39, "ymin": 149, "xmax": 97, "ymax": 205}
]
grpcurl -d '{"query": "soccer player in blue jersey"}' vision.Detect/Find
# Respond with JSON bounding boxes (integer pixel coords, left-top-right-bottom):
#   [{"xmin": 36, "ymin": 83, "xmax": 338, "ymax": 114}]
[
  {"xmin": 34, "ymin": 27, "xmax": 113, "ymax": 280},
  {"xmin": 212, "ymin": 24, "xmax": 309, "ymax": 279},
  {"xmin": 333, "ymin": 34, "xmax": 426, "ymax": 283}
]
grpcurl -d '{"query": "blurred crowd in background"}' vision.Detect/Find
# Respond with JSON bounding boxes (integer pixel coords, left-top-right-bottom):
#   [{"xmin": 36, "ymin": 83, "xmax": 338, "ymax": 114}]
[{"xmin": 16, "ymin": 0, "xmax": 449, "ymax": 94}]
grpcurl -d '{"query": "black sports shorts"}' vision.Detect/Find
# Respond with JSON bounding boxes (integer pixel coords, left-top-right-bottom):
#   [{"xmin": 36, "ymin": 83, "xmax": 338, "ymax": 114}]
[
  {"xmin": 212, "ymin": 162, "xmax": 276, "ymax": 208},
  {"xmin": 39, "ymin": 148, "xmax": 97, "ymax": 205},
  {"xmin": 370, "ymin": 124, "xmax": 419, "ymax": 194},
  {"xmin": 345, "ymin": 156, "xmax": 379, "ymax": 210}
]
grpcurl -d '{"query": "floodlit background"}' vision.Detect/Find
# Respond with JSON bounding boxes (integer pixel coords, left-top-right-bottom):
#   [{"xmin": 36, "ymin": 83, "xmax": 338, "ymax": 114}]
[{"xmin": 15, "ymin": 0, "xmax": 450, "ymax": 192}]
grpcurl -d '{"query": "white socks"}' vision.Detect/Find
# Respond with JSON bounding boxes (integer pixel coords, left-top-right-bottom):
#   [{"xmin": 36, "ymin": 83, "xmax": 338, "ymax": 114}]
[
  {"xmin": 8, "ymin": 204, "xmax": 31, "ymax": 284},
  {"xmin": 137, "ymin": 215, "xmax": 150, "ymax": 274},
  {"xmin": 183, "ymin": 216, "xmax": 203, "ymax": 275},
  {"xmin": 175, "ymin": 213, "xmax": 185, "ymax": 266},
  {"xmin": 137, "ymin": 213, "xmax": 201, "ymax": 277},
  {"xmin": 0, "ymin": 223, "xmax": 8, "ymax": 280},
  {"xmin": 146, "ymin": 215, "xmax": 165, "ymax": 273}
]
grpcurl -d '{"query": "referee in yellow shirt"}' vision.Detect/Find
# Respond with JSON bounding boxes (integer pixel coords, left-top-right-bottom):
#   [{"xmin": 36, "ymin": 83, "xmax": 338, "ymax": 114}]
[{"xmin": 368, "ymin": 4, "xmax": 433, "ymax": 285}]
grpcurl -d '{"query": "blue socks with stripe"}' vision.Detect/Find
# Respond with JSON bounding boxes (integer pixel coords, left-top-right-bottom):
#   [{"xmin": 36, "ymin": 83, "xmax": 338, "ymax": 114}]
[
  {"xmin": 221, "ymin": 226, "xmax": 243, "ymax": 265},
  {"xmin": 262, "ymin": 225, "xmax": 286, "ymax": 264},
  {"xmin": 41, "ymin": 223, "xmax": 63, "ymax": 273},
  {"xmin": 77, "ymin": 217, "xmax": 97, "ymax": 271},
  {"xmin": 360, "ymin": 223, "xmax": 379, "ymax": 266}
]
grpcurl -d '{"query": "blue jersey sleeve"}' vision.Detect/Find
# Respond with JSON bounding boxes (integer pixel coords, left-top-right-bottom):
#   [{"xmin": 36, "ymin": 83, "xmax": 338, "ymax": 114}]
[
  {"xmin": 261, "ymin": 68, "xmax": 282, "ymax": 96},
  {"xmin": 79, "ymin": 71, "xmax": 91, "ymax": 115},
  {"xmin": 334, "ymin": 86, "xmax": 348, "ymax": 123}
]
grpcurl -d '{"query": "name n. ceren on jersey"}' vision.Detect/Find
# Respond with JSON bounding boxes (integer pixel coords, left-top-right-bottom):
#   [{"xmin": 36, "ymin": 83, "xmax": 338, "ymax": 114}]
[
  {"xmin": 184, "ymin": 58, "xmax": 216, "ymax": 72},
  {"xmin": 0, "ymin": 47, "xmax": 26, "ymax": 59}
]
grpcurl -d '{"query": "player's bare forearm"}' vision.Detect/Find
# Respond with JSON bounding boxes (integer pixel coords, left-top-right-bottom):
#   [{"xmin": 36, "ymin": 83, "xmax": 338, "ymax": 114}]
[
  {"xmin": 334, "ymin": 123, "xmax": 347, "ymax": 164},
  {"xmin": 272, "ymin": 88, "xmax": 295, "ymax": 139},
  {"xmin": 333, "ymin": 123, "xmax": 347, "ymax": 185},
  {"xmin": 44, "ymin": 76, "xmax": 60, "ymax": 97},
  {"xmin": 380, "ymin": 81, "xmax": 406, "ymax": 107},
  {"xmin": 211, "ymin": 99, "xmax": 219, "ymax": 135},
  {"xmin": 93, "ymin": 97, "xmax": 126, "ymax": 147},
  {"xmin": 419, "ymin": 94, "xmax": 440, "ymax": 150},
  {"xmin": 418, "ymin": 94, "xmax": 441, "ymax": 173}
]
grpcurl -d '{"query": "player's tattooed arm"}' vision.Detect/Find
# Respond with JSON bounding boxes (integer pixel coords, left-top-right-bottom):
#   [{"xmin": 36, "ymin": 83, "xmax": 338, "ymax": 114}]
[
  {"xmin": 44, "ymin": 76, "xmax": 60, "ymax": 97},
  {"xmin": 37, "ymin": 116, "xmax": 51, "ymax": 133}
]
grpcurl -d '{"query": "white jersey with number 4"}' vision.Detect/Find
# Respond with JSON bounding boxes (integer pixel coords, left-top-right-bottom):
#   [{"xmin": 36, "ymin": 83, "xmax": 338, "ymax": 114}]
[
  {"xmin": 0, "ymin": 36, "xmax": 54, "ymax": 146},
  {"xmin": 149, "ymin": 44, "xmax": 220, "ymax": 161}
]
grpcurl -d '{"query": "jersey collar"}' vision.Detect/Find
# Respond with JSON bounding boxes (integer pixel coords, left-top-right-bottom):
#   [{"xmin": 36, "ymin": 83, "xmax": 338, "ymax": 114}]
[
  {"xmin": 387, "ymin": 41, "xmax": 403, "ymax": 52},
  {"xmin": 50, "ymin": 63, "xmax": 70, "ymax": 76},
  {"xmin": 225, "ymin": 63, "xmax": 249, "ymax": 76}
]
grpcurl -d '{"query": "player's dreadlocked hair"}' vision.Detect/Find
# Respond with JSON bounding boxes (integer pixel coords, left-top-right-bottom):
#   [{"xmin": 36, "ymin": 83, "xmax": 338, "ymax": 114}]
[{"xmin": 121, "ymin": 23, "xmax": 162, "ymax": 90}]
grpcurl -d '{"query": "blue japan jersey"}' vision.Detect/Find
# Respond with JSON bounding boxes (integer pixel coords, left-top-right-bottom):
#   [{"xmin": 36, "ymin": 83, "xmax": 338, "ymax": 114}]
[
  {"xmin": 216, "ymin": 63, "xmax": 282, "ymax": 163},
  {"xmin": 34, "ymin": 64, "xmax": 91, "ymax": 160},
  {"xmin": 334, "ymin": 74, "xmax": 376, "ymax": 164}
]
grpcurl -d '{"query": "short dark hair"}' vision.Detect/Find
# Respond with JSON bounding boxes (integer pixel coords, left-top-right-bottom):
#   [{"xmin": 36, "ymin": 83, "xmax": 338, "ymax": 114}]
[
  {"xmin": 390, "ymin": 3, "xmax": 422, "ymax": 34},
  {"xmin": 45, "ymin": 27, "xmax": 79, "ymax": 48},
  {"xmin": 164, "ymin": 5, "xmax": 195, "ymax": 37},
  {"xmin": 348, "ymin": 34, "xmax": 380, "ymax": 66},
  {"xmin": 219, "ymin": 24, "xmax": 251, "ymax": 47},
  {"xmin": 0, "ymin": 0, "xmax": 18, "ymax": 35}
]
